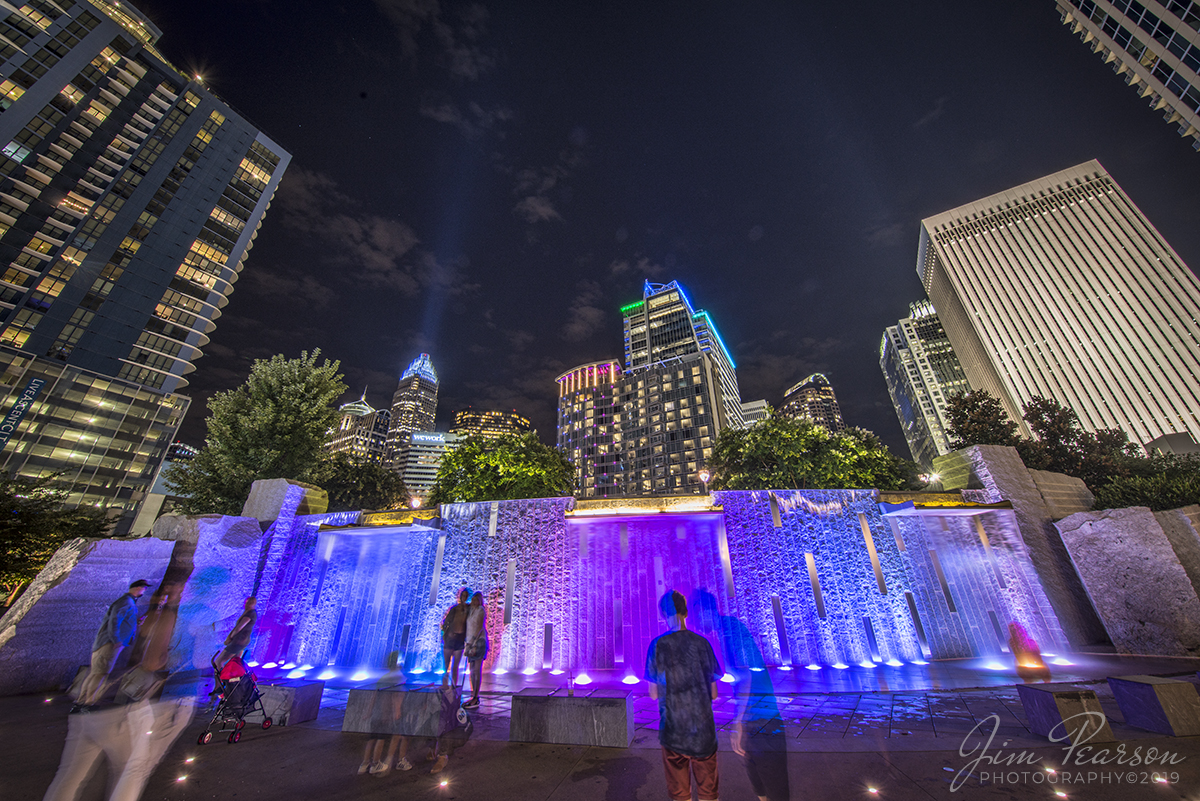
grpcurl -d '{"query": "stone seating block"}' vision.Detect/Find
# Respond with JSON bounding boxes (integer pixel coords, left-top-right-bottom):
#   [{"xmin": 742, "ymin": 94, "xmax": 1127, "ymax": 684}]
[
  {"xmin": 1107, "ymin": 675, "xmax": 1200, "ymax": 736},
  {"xmin": 342, "ymin": 685, "xmax": 453, "ymax": 737},
  {"xmin": 1016, "ymin": 683, "xmax": 1115, "ymax": 745},
  {"xmin": 509, "ymin": 688, "xmax": 633, "ymax": 748},
  {"xmin": 243, "ymin": 679, "xmax": 324, "ymax": 726}
]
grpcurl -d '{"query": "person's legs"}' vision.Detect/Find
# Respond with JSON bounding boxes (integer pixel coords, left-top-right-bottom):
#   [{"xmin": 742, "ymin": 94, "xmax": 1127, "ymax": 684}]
[
  {"xmin": 446, "ymin": 649, "xmax": 463, "ymax": 689},
  {"xmin": 77, "ymin": 643, "xmax": 121, "ymax": 705},
  {"xmin": 692, "ymin": 750, "xmax": 719, "ymax": 801},
  {"xmin": 467, "ymin": 658, "xmax": 482, "ymax": 703},
  {"xmin": 661, "ymin": 748, "xmax": 693, "ymax": 801},
  {"xmin": 441, "ymin": 647, "xmax": 453, "ymax": 686}
]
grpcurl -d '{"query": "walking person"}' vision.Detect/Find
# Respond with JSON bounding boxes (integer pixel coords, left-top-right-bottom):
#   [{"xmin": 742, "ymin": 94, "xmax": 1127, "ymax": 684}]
[
  {"xmin": 212, "ymin": 597, "xmax": 257, "ymax": 671},
  {"xmin": 644, "ymin": 590, "xmax": 722, "ymax": 801},
  {"xmin": 461, "ymin": 592, "xmax": 488, "ymax": 709},
  {"xmin": 440, "ymin": 588, "xmax": 470, "ymax": 688},
  {"xmin": 75, "ymin": 580, "xmax": 151, "ymax": 709}
]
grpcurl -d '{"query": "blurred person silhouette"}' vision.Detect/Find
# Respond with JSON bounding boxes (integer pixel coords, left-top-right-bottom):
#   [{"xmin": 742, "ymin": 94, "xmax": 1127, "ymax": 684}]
[
  {"xmin": 212, "ymin": 597, "xmax": 257, "ymax": 671},
  {"xmin": 645, "ymin": 590, "xmax": 722, "ymax": 801},
  {"xmin": 462, "ymin": 591, "xmax": 488, "ymax": 709},
  {"xmin": 1008, "ymin": 622, "xmax": 1052, "ymax": 683},
  {"xmin": 440, "ymin": 587, "xmax": 470, "ymax": 688},
  {"xmin": 692, "ymin": 589, "xmax": 790, "ymax": 801},
  {"xmin": 358, "ymin": 651, "xmax": 411, "ymax": 776},
  {"xmin": 74, "ymin": 580, "xmax": 151, "ymax": 709}
]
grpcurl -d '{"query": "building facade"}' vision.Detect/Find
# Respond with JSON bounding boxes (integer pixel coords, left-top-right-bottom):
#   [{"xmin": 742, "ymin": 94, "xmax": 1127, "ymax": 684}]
[
  {"xmin": 778, "ymin": 373, "xmax": 846, "ymax": 432},
  {"xmin": 395, "ymin": 430, "xmax": 461, "ymax": 502},
  {"xmin": 617, "ymin": 281, "xmax": 738, "ymax": 496},
  {"xmin": 740, "ymin": 398, "xmax": 769, "ymax": 426},
  {"xmin": 556, "ymin": 360, "xmax": 622, "ymax": 498},
  {"xmin": 327, "ymin": 391, "xmax": 390, "ymax": 463},
  {"xmin": 448, "ymin": 408, "xmax": 532, "ymax": 440},
  {"xmin": 385, "ymin": 353, "xmax": 438, "ymax": 465},
  {"xmin": 880, "ymin": 300, "xmax": 971, "ymax": 468},
  {"xmin": 0, "ymin": 0, "xmax": 288, "ymax": 532},
  {"xmin": 1057, "ymin": 0, "xmax": 1200, "ymax": 151},
  {"xmin": 919, "ymin": 159, "xmax": 1200, "ymax": 447}
]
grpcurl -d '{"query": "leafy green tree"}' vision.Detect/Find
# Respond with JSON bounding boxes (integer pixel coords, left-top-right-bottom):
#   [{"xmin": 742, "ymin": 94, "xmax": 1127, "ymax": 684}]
[
  {"xmin": 428, "ymin": 433, "xmax": 574, "ymax": 504},
  {"xmin": 1093, "ymin": 455, "xmax": 1200, "ymax": 511},
  {"xmin": 707, "ymin": 412, "xmax": 915, "ymax": 491},
  {"xmin": 167, "ymin": 350, "xmax": 347, "ymax": 515},
  {"xmin": 308, "ymin": 453, "xmax": 409, "ymax": 512},
  {"xmin": 1, "ymin": 473, "xmax": 110, "ymax": 598},
  {"xmin": 946, "ymin": 390, "xmax": 1020, "ymax": 449}
]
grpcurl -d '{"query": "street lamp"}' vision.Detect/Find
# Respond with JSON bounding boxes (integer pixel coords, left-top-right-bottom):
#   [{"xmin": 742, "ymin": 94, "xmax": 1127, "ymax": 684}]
[{"xmin": 697, "ymin": 468, "xmax": 711, "ymax": 495}]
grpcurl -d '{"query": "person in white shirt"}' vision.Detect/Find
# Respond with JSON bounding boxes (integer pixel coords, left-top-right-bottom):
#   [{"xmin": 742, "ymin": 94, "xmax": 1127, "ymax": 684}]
[{"xmin": 461, "ymin": 592, "xmax": 488, "ymax": 709}]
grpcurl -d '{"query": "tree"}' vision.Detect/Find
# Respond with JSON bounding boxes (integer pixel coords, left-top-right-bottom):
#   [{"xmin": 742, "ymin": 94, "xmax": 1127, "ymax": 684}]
[
  {"xmin": 707, "ymin": 412, "xmax": 916, "ymax": 491},
  {"xmin": 308, "ymin": 453, "xmax": 409, "ymax": 512},
  {"xmin": 167, "ymin": 350, "xmax": 347, "ymax": 515},
  {"xmin": 946, "ymin": 390, "xmax": 1142, "ymax": 490},
  {"xmin": 1, "ymin": 473, "xmax": 110, "ymax": 598},
  {"xmin": 428, "ymin": 433, "xmax": 574, "ymax": 504},
  {"xmin": 946, "ymin": 390, "xmax": 1020, "ymax": 449},
  {"xmin": 1093, "ymin": 455, "xmax": 1200, "ymax": 511}
]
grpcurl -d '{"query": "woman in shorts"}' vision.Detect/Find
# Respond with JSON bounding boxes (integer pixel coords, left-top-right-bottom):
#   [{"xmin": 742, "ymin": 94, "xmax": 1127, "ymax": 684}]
[{"xmin": 462, "ymin": 592, "xmax": 488, "ymax": 709}]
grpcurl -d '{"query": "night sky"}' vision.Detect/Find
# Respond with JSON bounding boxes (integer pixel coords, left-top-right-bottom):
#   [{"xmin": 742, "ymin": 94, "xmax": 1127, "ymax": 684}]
[{"xmin": 131, "ymin": 0, "xmax": 1200, "ymax": 456}]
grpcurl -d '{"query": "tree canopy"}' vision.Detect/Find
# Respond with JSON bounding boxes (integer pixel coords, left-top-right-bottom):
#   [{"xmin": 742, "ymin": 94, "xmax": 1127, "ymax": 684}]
[
  {"xmin": 308, "ymin": 452, "xmax": 409, "ymax": 512},
  {"xmin": 1, "ymin": 473, "xmax": 110, "ymax": 597},
  {"xmin": 428, "ymin": 433, "xmax": 574, "ymax": 504},
  {"xmin": 707, "ymin": 412, "xmax": 915, "ymax": 491},
  {"xmin": 167, "ymin": 350, "xmax": 347, "ymax": 515}
]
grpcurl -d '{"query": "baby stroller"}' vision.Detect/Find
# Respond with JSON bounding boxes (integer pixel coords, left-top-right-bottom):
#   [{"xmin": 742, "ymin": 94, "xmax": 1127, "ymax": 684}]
[{"xmin": 198, "ymin": 655, "xmax": 273, "ymax": 744}]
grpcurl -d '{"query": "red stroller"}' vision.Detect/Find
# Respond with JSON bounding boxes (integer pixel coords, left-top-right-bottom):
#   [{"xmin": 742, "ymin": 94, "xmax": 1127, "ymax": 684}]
[{"xmin": 199, "ymin": 655, "xmax": 272, "ymax": 744}]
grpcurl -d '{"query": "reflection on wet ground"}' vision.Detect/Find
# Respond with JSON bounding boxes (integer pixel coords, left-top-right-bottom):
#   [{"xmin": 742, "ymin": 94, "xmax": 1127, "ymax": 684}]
[{"xmin": 265, "ymin": 651, "xmax": 1200, "ymax": 748}]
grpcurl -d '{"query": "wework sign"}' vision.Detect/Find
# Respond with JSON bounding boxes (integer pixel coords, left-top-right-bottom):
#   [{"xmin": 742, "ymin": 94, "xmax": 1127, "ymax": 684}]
[{"xmin": 0, "ymin": 377, "xmax": 46, "ymax": 451}]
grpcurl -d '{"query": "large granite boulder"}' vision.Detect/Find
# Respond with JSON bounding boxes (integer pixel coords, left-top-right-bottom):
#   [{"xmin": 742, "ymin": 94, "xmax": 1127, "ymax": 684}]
[
  {"xmin": 934, "ymin": 445, "xmax": 1107, "ymax": 647},
  {"xmin": 241, "ymin": 479, "xmax": 328, "ymax": 523},
  {"xmin": 0, "ymin": 537, "xmax": 174, "ymax": 696},
  {"xmin": 1155, "ymin": 505, "xmax": 1200, "ymax": 602},
  {"xmin": 1055, "ymin": 507, "xmax": 1200, "ymax": 657}
]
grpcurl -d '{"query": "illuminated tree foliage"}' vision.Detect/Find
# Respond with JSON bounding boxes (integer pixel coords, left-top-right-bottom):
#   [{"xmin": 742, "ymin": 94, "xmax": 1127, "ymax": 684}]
[
  {"xmin": 708, "ymin": 412, "xmax": 914, "ymax": 491},
  {"xmin": 308, "ymin": 452, "xmax": 409, "ymax": 512},
  {"xmin": 1093, "ymin": 455, "xmax": 1200, "ymax": 511},
  {"xmin": 167, "ymin": 350, "xmax": 347, "ymax": 515},
  {"xmin": 1, "ymin": 473, "xmax": 110, "ymax": 598},
  {"xmin": 429, "ymin": 433, "xmax": 574, "ymax": 504}
]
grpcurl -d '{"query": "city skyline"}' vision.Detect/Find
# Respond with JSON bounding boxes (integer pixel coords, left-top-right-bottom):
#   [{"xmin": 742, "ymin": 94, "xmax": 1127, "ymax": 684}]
[{"xmin": 117, "ymin": 0, "xmax": 1200, "ymax": 457}]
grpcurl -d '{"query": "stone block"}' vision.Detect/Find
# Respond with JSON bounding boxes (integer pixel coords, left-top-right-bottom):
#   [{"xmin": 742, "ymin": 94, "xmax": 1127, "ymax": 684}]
[
  {"xmin": 342, "ymin": 685, "xmax": 454, "ymax": 737},
  {"xmin": 509, "ymin": 688, "xmax": 634, "ymax": 748},
  {"xmin": 1107, "ymin": 675, "xmax": 1200, "ymax": 736},
  {"xmin": 1028, "ymin": 469, "xmax": 1093, "ymax": 520},
  {"xmin": 244, "ymin": 679, "xmax": 324, "ymax": 726},
  {"xmin": 0, "ymin": 537, "xmax": 174, "ymax": 696},
  {"xmin": 1155, "ymin": 505, "xmax": 1200, "ymax": 602},
  {"xmin": 1016, "ymin": 683, "xmax": 1115, "ymax": 745},
  {"xmin": 1056, "ymin": 507, "xmax": 1200, "ymax": 657},
  {"xmin": 241, "ymin": 479, "xmax": 328, "ymax": 523}
]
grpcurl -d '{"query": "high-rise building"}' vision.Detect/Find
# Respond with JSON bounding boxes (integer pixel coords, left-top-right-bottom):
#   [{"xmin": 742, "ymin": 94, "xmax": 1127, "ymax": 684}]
[
  {"xmin": 396, "ymin": 430, "xmax": 461, "ymax": 502},
  {"xmin": 385, "ymin": 353, "xmax": 438, "ymax": 464},
  {"xmin": 327, "ymin": 390, "xmax": 390, "ymax": 463},
  {"xmin": 880, "ymin": 300, "xmax": 971, "ymax": 468},
  {"xmin": 448, "ymin": 408, "xmax": 532, "ymax": 440},
  {"xmin": 1056, "ymin": 0, "xmax": 1200, "ymax": 151},
  {"xmin": 0, "ymin": 1, "xmax": 288, "ymax": 532},
  {"xmin": 740, "ymin": 399, "xmax": 769, "ymax": 426},
  {"xmin": 919, "ymin": 159, "xmax": 1200, "ymax": 447},
  {"xmin": 778, "ymin": 373, "xmax": 846, "ymax": 432},
  {"xmin": 556, "ymin": 360, "xmax": 622, "ymax": 498},
  {"xmin": 618, "ymin": 281, "xmax": 738, "ymax": 495}
]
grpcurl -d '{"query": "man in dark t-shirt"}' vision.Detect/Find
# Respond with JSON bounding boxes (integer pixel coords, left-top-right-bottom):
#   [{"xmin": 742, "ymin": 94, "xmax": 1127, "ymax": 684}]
[{"xmin": 644, "ymin": 590, "xmax": 722, "ymax": 801}]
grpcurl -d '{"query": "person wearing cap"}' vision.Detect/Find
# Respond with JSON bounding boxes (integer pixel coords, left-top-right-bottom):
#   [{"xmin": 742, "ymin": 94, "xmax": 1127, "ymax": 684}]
[{"xmin": 75, "ymin": 580, "xmax": 151, "ymax": 707}]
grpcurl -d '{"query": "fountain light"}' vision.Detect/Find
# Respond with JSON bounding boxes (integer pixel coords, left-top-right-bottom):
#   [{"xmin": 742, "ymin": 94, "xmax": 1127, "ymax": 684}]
[
  {"xmin": 778, "ymin": 665, "xmax": 792, "ymax": 671},
  {"xmin": 574, "ymin": 672, "xmax": 592, "ymax": 685},
  {"xmin": 493, "ymin": 668, "xmax": 508, "ymax": 675},
  {"xmin": 300, "ymin": 664, "xmax": 314, "ymax": 671},
  {"xmin": 749, "ymin": 667, "xmax": 764, "ymax": 672},
  {"xmin": 350, "ymin": 670, "xmax": 371, "ymax": 681},
  {"xmin": 859, "ymin": 661, "xmax": 877, "ymax": 669},
  {"xmin": 885, "ymin": 659, "xmax": 903, "ymax": 667},
  {"xmin": 521, "ymin": 667, "xmax": 537, "ymax": 675},
  {"xmin": 832, "ymin": 663, "xmax": 849, "ymax": 670},
  {"xmin": 262, "ymin": 662, "xmax": 278, "ymax": 669},
  {"xmin": 984, "ymin": 662, "xmax": 1007, "ymax": 670},
  {"xmin": 1051, "ymin": 657, "xmax": 1073, "ymax": 666},
  {"xmin": 286, "ymin": 669, "xmax": 307, "ymax": 679},
  {"xmin": 911, "ymin": 660, "xmax": 929, "ymax": 665},
  {"xmin": 622, "ymin": 675, "xmax": 639, "ymax": 685},
  {"xmin": 317, "ymin": 669, "xmax": 337, "ymax": 680},
  {"xmin": 805, "ymin": 664, "xmax": 821, "ymax": 671},
  {"xmin": 282, "ymin": 662, "xmax": 296, "ymax": 669},
  {"xmin": 720, "ymin": 672, "xmax": 736, "ymax": 683},
  {"xmin": 246, "ymin": 661, "xmax": 259, "ymax": 667},
  {"xmin": 549, "ymin": 669, "xmax": 564, "ymax": 675}
]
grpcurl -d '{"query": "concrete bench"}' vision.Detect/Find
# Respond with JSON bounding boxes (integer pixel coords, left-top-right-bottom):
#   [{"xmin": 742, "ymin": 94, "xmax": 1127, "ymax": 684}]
[
  {"xmin": 342, "ymin": 684, "xmax": 456, "ymax": 737},
  {"xmin": 510, "ymin": 687, "xmax": 633, "ymax": 748},
  {"xmin": 243, "ymin": 679, "xmax": 325, "ymax": 726},
  {"xmin": 1108, "ymin": 675, "xmax": 1200, "ymax": 736},
  {"xmin": 1016, "ymin": 683, "xmax": 1115, "ymax": 745}
]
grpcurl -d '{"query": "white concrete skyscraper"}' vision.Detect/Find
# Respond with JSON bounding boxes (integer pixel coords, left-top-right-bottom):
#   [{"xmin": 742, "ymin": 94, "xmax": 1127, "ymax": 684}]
[{"xmin": 918, "ymin": 159, "xmax": 1200, "ymax": 447}]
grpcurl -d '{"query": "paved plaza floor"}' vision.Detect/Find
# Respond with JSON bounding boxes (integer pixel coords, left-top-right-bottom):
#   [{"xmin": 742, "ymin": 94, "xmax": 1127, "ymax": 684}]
[{"xmin": 7, "ymin": 653, "xmax": 1200, "ymax": 800}]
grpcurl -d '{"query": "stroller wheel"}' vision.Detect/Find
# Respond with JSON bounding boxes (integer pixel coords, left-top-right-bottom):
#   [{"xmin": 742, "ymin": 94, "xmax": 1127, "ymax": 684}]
[
  {"xmin": 228, "ymin": 730, "xmax": 241, "ymax": 744},
  {"xmin": 200, "ymin": 731, "xmax": 213, "ymax": 745},
  {"xmin": 235, "ymin": 719, "xmax": 245, "ymax": 731},
  {"xmin": 262, "ymin": 717, "xmax": 273, "ymax": 730}
]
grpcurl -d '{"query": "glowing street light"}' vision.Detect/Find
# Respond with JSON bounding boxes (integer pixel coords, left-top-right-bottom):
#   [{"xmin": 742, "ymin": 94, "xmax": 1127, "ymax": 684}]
[{"xmin": 698, "ymin": 468, "xmax": 711, "ymax": 495}]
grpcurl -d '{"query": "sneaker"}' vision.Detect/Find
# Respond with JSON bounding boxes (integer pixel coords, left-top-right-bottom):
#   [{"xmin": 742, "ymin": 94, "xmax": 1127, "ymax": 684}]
[
  {"xmin": 396, "ymin": 757, "xmax": 413, "ymax": 771},
  {"xmin": 430, "ymin": 755, "xmax": 448, "ymax": 774},
  {"xmin": 462, "ymin": 697, "xmax": 480, "ymax": 709},
  {"xmin": 369, "ymin": 760, "xmax": 389, "ymax": 775},
  {"xmin": 357, "ymin": 763, "xmax": 371, "ymax": 775}
]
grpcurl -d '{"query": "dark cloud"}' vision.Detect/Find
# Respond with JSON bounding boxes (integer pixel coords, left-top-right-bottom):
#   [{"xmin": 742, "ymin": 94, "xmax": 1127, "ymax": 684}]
[
  {"xmin": 371, "ymin": 0, "xmax": 495, "ymax": 80},
  {"xmin": 561, "ymin": 280, "xmax": 605, "ymax": 341}
]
